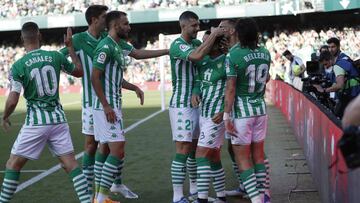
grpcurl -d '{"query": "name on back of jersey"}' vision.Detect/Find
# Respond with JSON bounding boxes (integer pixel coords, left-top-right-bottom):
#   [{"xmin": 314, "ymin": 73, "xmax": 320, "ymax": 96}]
[
  {"xmin": 243, "ymin": 52, "xmax": 270, "ymax": 63},
  {"xmin": 25, "ymin": 55, "xmax": 53, "ymax": 67}
]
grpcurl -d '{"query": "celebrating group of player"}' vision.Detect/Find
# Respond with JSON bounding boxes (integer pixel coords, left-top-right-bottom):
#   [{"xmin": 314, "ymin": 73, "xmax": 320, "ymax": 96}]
[
  {"xmin": 168, "ymin": 12, "xmax": 271, "ymax": 203},
  {"xmin": 0, "ymin": 4, "xmax": 271, "ymax": 203}
]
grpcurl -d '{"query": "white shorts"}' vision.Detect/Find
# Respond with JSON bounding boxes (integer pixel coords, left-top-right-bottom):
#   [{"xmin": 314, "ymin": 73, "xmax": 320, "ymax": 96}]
[
  {"xmin": 11, "ymin": 123, "xmax": 74, "ymax": 160},
  {"xmin": 169, "ymin": 107, "xmax": 200, "ymax": 142},
  {"xmin": 230, "ymin": 115, "xmax": 268, "ymax": 145},
  {"xmin": 82, "ymin": 107, "xmax": 94, "ymax": 135},
  {"xmin": 198, "ymin": 116, "xmax": 225, "ymax": 149},
  {"xmin": 93, "ymin": 108, "xmax": 125, "ymax": 144}
]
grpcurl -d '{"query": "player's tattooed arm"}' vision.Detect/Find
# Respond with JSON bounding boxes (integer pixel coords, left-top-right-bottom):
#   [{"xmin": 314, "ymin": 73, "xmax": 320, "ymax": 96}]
[
  {"xmin": 64, "ymin": 28, "xmax": 83, "ymax": 77},
  {"xmin": 122, "ymin": 80, "xmax": 144, "ymax": 105},
  {"xmin": 129, "ymin": 49, "xmax": 169, "ymax": 59},
  {"xmin": 2, "ymin": 92, "xmax": 20, "ymax": 131},
  {"xmin": 188, "ymin": 27, "xmax": 226, "ymax": 62}
]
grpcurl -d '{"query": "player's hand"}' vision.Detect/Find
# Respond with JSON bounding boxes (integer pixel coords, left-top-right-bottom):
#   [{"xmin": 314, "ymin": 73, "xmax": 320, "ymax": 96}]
[
  {"xmin": 64, "ymin": 27, "xmax": 73, "ymax": 48},
  {"xmin": 219, "ymin": 37, "xmax": 229, "ymax": 54},
  {"xmin": 212, "ymin": 112, "xmax": 224, "ymax": 124},
  {"xmin": 1, "ymin": 117, "xmax": 11, "ymax": 132},
  {"xmin": 135, "ymin": 87, "xmax": 144, "ymax": 105},
  {"xmin": 191, "ymin": 94, "xmax": 201, "ymax": 108},
  {"xmin": 104, "ymin": 105, "xmax": 117, "ymax": 123},
  {"xmin": 211, "ymin": 27, "xmax": 226, "ymax": 37},
  {"xmin": 224, "ymin": 119, "xmax": 237, "ymax": 137}
]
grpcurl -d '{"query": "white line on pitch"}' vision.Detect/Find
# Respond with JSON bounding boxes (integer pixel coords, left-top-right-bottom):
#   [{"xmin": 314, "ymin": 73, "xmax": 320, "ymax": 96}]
[
  {"xmin": 0, "ymin": 170, "xmax": 47, "ymax": 173},
  {"xmin": 15, "ymin": 109, "xmax": 165, "ymax": 193}
]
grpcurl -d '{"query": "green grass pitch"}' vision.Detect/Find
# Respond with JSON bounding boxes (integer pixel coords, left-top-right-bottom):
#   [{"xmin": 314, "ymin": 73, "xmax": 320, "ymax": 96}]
[{"xmin": 0, "ymin": 91, "xmax": 240, "ymax": 203}]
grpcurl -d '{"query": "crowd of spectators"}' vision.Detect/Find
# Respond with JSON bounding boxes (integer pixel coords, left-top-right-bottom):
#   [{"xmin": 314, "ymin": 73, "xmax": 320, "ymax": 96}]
[
  {"xmin": 0, "ymin": 0, "xmax": 273, "ymax": 19},
  {"xmin": 0, "ymin": 27, "xmax": 359, "ymax": 89},
  {"xmin": 265, "ymin": 27, "xmax": 360, "ymax": 80}
]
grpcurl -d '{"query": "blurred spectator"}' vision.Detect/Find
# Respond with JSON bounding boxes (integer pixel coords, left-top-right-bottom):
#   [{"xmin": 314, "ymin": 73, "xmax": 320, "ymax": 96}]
[{"xmin": 0, "ymin": 0, "xmax": 274, "ymax": 19}]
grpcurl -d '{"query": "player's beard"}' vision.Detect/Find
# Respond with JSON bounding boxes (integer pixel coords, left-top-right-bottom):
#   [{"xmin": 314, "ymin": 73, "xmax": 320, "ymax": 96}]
[{"xmin": 117, "ymin": 31, "xmax": 128, "ymax": 39}]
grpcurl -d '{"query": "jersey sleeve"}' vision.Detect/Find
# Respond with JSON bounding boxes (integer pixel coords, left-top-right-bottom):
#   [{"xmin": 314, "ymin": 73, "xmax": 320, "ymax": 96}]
[
  {"xmin": 170, "ymin": 40, "xmax": 195, "ymax": 61},
  {"xmin": 59, "ymin": 47, "xmax": 69, "ymax": 56},
  {"xmin": 93, "ymin": 44, "xmax": 111, "ymax": 71},
  {"xmin": 9, "ymin": 64, "xmax": 23, "ymax": 93},
  {"xmin": 333, "ymin": 64, "xmax": 346, "ymax": 77},
  {"xmin": 58, "ymin": 52, "xmax": 75, "ymax": 74},
  {"xmin": 119, "ymin": 39, "xmax": 134, "ymax": 57},
  {"xmin": 225, "ymin": 53, "xmax": 237, "ymax": 77}
]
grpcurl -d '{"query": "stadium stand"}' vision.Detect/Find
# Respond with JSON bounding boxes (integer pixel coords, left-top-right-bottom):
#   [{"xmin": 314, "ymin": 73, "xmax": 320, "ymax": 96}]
[{"xmin": 0, "ymin": 0, "xmax": 273, "ymax": 18}]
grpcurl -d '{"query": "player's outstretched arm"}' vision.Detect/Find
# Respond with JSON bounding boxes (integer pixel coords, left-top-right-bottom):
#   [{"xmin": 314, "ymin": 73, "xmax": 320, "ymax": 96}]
[
  {"xmin": 64, "ymin": 28, "xmax": 83, "ymax": 77},
  {"xmin": 2, "ymin": 92, "xmax": 20, "ymax": 131},
  {"xmin": 122, "ymin": 80, "xmax": 144, "ymax": 105},
  {"xmin": 129, "ymin": 49, "xmax": 169, "ymax": 59},
  {"xmin": 188, "ymin": 27, "xmax": 225, "ymax": 62}
]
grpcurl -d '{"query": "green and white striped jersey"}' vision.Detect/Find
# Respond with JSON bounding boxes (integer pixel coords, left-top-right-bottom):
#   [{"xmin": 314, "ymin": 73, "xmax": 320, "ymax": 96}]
[
  {"xmin": 194, "ymin": 54, "xmax": 226, "ymax": 118},
  {"xmin": 225, "ymin": 44, "xmax": 271, "ymax": 118},
  {"xmin": 9, "ymin": 49, "xmax": 75, "ymax": 126},
  {"xmin": 169, "ymin": 37, "xmax": 202, "ymax": 108},
  {"xmin": 92, "ymin": 36, "xmax": 126, "ymax": 110},
  {"xmin": 60, "ymin": 31, "xmax": 133, "ymax": 108}
]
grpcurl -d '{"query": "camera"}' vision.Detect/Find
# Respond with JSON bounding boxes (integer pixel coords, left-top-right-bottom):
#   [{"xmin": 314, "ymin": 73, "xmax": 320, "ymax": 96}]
[
  {"xmin": 339, "ymin": 125, "xmax": 360, "ymax": 169},
  {"xmin": 302, "ymin": 61, "xmax": 335, "ymax": 109}
]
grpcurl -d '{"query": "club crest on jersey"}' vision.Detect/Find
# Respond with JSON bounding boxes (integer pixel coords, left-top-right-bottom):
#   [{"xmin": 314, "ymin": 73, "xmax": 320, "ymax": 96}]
[
  {"xmin": 179, "ymin": 44, "xmax": 190, "ymax": 52},
  {"xmin": 97, "ymin": 52, "xmax": 106, "ymax": 64}
]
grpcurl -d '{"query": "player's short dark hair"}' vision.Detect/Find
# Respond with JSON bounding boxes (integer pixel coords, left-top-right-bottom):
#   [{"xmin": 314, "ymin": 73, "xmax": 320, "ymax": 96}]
[
  {"xmin": 179, "ymin": 11, "xmax": 199, "ymax": 22},
  {"xmin": 282, "ymin": 50, "xmax": 292, "ymax": 57},
  {"xmin": 222, "ymin": 18, "xmax": 237, "ymax": 28},
  {"xmin": 21, "ymin": 22, "xmax": 39, "ymax": 40},
  {"xmin": 106, "ymin": 11, "xmax": 127, "ymax": 29},
  {"xmin": 319, "ymin": 50, "xmax": 333, "ymax": 62},
  {"xmin": 85, "ymin": 5, "xmax": 108, "ymax": 25},
  {"xmin": 236, "ymin": 18, "xmax": 259, "ymax": 49},
  {"xmin": 327, "ymin": 37, "xmax": 340, "ymax": 47}
]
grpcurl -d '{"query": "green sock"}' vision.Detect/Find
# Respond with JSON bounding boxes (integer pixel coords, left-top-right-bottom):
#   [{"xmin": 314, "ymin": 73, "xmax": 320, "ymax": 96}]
[
  {"xmin": 240, "ymin": 168, "xmax": 260, "ymax": 201},
  {"xmin": 69, "ymin": 167, "xmax": 91, "ymax": 203},
  {"xmin": 99, "ymin": 155, "xmax": 123, "ymax": 195},
  {"xmin": 94, "ymin": 152, "xmax": 107, "ymax": 196},
  {"xmin": 196, "ymin": 157, "xmax": 211, "ymax": 200},
  {"xmin": 82, "ymin": 153, "xmax": 95, "ymax": 197},
  {"xmin": 187, "ymin": 151, "xmax": 197, "ymax": 194},
  {"xmin": 210, "ymin": 161, "xmax": 226, "ymax": 198},
  {"xmin": 0, "ymin": 169, "xmax": 20, "ymax": 203},
  {"xmin": 113, "ymin": 158, "xmax": 125, "ymax": 185},
  {"xmin": 171, "ymin": 153, "xmax": 188, "ymax": 187},
  {"xmin": 264, "ymin": 156, "xmax": 270, "ymax": 196},
  {"xmin": 254, "ymin": 163, "xmax": 266, "ymax": 195}
]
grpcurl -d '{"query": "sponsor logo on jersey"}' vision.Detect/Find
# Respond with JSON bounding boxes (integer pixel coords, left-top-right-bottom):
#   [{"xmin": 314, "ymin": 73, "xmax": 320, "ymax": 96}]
[
  {"xmin": 97, "ymin": 52, "xmax": 107, "ymax": 64},
  {"xmin": 179, "ymin": 44, "xmax": 191, "ymax": 52}
]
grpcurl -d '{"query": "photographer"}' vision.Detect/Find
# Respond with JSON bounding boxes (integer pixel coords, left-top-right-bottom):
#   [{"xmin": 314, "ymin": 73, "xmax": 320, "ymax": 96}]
[
  {"xmin": 314, "ymin": 50, "xmax": 360, "ymax": 118},
  {"xmin": 327, "ymin": 37, "xmax": 351, "ymax": 61}
]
